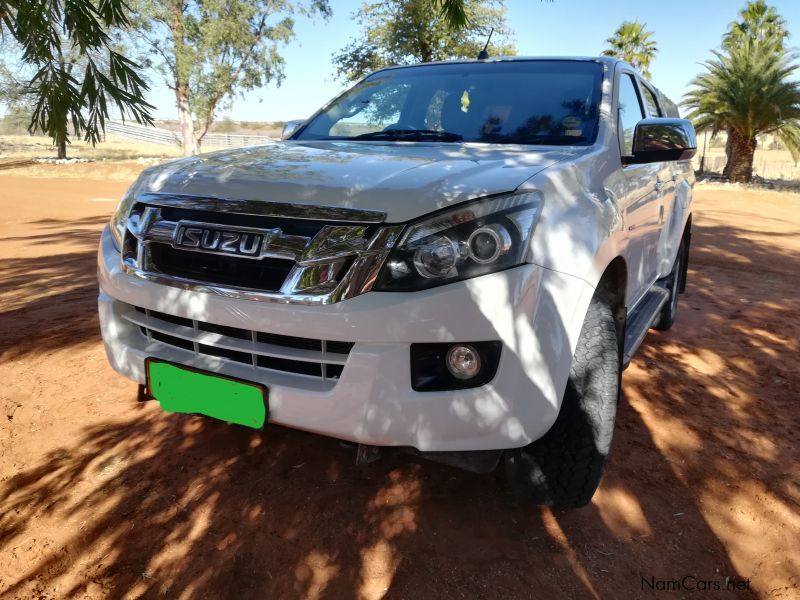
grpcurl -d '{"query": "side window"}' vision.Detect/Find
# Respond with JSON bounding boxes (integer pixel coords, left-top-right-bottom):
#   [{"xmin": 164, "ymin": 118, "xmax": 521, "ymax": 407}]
[
  {"xmin": 641, "ymin": 85, "xmax": 662, "ymax": 117},
  {"xmin": 617, "ymin": 74, "xmax": 644, "ymax": 156}
]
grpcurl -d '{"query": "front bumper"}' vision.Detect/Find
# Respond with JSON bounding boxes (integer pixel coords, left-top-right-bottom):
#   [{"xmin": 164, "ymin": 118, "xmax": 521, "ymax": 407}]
[{"xmin": 98, "ymin": 225, "xmax": 594, "ymax": 451}]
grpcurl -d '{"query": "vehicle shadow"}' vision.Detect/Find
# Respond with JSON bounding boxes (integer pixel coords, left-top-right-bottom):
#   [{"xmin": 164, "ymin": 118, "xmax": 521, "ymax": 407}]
[{"xmin": 1, "ymin": 203, "xmax": 797, "ymax": 598}]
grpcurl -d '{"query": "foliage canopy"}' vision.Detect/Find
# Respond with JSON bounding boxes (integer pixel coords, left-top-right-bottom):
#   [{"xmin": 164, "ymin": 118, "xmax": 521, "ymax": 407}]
[
  {"xmin": 131, "ymin": 0, "xmax": 331, "ymax": 154},
  {"xmin": 332, "ymin": 0, "xmax": 515, "ymax": 83},
  {"xmin": 0, "ymin": 0, "xmax": 153, "ymax": 157},
  {"xmin": 601, "ymin": 20, "xmax": 657, "ymax": 79}
]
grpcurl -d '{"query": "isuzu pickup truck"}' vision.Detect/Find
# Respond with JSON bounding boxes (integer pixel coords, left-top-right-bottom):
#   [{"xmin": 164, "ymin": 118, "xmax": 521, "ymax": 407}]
[{"xmin": 99, "ymin": 57, "xmax": 696, "ymax": 506}]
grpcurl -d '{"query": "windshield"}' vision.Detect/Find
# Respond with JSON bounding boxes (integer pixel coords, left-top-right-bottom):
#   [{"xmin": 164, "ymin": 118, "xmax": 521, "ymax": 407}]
[{"xmin": 296, "ymin": 60, "xmax": 604, "ymax": 145}]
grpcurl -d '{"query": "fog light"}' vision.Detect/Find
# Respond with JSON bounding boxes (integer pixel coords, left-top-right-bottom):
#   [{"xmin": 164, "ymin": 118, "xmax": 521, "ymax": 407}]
[
  {"xmin": 411, "ymin": 341, "xmax": 502, "ymax": 391},
  {"xmin": 446, "ymin": 344, "xmax": 481, "ymax": 380}
]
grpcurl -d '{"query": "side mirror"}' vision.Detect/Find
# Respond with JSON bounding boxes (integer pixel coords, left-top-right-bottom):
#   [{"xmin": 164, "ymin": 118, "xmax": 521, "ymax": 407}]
[
  {"xmin": 281, "ymin": 119, "xmax": 305, "ymax": 140},
  {"xmin": 627, "ymin": 118, "xmax": 697, "ymax": 164}
]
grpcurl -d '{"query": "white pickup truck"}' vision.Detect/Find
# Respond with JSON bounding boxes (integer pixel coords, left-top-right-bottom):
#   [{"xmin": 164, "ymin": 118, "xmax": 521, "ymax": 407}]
[{"xmin": 98, "ymin": 56, "xmax": 696, "ymax": 507}]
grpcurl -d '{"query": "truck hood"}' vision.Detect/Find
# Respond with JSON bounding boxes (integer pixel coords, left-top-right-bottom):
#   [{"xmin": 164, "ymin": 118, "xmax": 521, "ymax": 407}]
[{"xmin": 137, "ymin": 140, "xmax": 584, "ymax": 222}]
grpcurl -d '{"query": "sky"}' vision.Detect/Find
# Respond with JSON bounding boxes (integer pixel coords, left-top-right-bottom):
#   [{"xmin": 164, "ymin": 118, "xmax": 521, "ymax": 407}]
[
  {"xmin": 170, "ymin": 0, "xmax": 795, "ymax": 123},
  {"xmin": 5, "ymin": 0, "xmax": 800, "ymax": 122}
]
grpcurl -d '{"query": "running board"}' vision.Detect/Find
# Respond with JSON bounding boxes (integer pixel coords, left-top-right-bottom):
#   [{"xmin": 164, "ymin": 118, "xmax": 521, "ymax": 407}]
[{"xmin": 623, "ymin": 286, "xmax": 669, "ymax": 368}]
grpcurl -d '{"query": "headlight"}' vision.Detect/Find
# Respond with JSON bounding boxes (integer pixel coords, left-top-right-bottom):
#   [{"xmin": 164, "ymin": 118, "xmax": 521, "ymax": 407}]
[
  {"xmin": 109, "ymin": 178, "xmax": 143, "ymax": 252},
  {"xmin": 373, "ymin": 192, "xmax": 542, "ymax": 291}
]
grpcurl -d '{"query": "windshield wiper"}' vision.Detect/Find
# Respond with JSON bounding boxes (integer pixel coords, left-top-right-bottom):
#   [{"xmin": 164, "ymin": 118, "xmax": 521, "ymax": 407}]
[{"xmin": 353, "ymin": 129, "xmax": 463, "ymax": 142}]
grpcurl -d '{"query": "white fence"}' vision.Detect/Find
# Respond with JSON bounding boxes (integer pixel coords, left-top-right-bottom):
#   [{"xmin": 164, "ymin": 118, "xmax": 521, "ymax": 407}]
[{"xmin": 105, "ymin": 120, "xmax": 275, "ymax": 148}]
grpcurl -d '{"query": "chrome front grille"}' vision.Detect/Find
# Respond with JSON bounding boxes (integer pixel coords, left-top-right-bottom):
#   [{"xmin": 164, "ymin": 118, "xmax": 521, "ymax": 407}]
[
  {"xmin": 120, "ymin": 193, "xmax": 404, "ymax": 305},
  {"xmin": 123, "ymin": 305, "xmax": 354, "ymax": 381}
]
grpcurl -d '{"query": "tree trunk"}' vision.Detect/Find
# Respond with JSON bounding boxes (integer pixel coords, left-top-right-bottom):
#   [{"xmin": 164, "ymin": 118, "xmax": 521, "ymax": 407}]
[
  {"xmin": 171, "ymin": 2, "xmax": 198, "ymax": 156},
  {"xmin": 722, "ymin": 127, "xmax": 733, "ymax": 178},
  {"xmin": 57, "ymin": 137, "xmax": 67, "ymax": 159},
  {"xmin": 727, "ymin": 128, "xmax": 757, "ymax": 183},
  {"xmin": 176, "ymin": 83, "xmax": 199, "ymax": 156}
]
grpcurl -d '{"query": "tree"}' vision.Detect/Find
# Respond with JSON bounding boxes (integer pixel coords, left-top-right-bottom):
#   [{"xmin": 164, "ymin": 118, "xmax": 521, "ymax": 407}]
[
  {"xmin": 0, "ymin": 0, "xmax": 153, "ymax": 158},
  {"xmin": 718, "ymin": 0, "xmax": 789, "ymax": 177},
  {"xmin": 683, "ymin": 40, "xmax": 800, "ymax": 183},
  {"xmin": 332, "ymin": 0, "xmax": 515, "ymax": 84},
  {"xmin": 722, "ymin": 0, "xmax": 788, "ymax": 50},
  {"xmin": 131, "ymin": 0, "xmax": 331, "ymax": 156},
  {"xmin": 601, "ymin": 20, "xmax": 657, "ymax": 79},
  {"xmin": 433, "ymin": 0, "xmax": 552, "ymax": 30}
]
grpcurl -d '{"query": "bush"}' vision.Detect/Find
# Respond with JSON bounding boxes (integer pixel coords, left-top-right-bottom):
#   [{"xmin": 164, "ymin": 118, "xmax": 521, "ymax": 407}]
[
  {"xmin": 214, "ymin": 117, "xmax": 237, "ymax": 133},
  {"xmin": 0, "ymin": 105, "xmax": 33, "ymax": 135}
]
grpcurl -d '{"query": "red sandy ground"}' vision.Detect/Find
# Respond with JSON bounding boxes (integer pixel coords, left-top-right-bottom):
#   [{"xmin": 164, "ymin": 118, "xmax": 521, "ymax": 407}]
[{"xmin": 0, "ymin": 167, "xmax": 798, "ymax": 599}]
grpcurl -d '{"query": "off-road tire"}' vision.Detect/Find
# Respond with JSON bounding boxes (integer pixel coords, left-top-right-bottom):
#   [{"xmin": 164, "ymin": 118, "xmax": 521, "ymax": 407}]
[
  {"xmin": 652, "ymin": 239, "xmax": 686, "ymax": 331},
  {"xmin": 505, "ymin": 293, "xmax": 620, "ymax": 508}
]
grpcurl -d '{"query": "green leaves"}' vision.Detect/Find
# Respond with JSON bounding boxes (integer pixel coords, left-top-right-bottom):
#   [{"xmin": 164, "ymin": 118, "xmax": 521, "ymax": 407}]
[
  {"xmin": 437, "ymin": 0, "xmax": 469, "ymax": 29},
  {"xmin": 601, "ymin": 20, "xmax": 657, "ymax": 79},
  {"xmin": 332, "ymin": 0, "xmax": 515, "ymax": 83},
  {"xmin": 2, "ymin": 0, "xmax": 154, "ymax": 157}
]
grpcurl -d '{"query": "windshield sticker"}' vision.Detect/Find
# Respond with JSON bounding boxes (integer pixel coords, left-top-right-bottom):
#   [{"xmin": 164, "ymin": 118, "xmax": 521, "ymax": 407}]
[
  {"xmin": 561, "ymin": 116, "xmax": 583, "ymax": 129},
  {"xmin": 461, "ymin": 90, "xmax": 470, "ymax": 113}
]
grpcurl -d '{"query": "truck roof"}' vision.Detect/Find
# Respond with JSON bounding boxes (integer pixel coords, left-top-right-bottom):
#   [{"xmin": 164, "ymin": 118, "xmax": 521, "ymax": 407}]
[{"xmin": 376, "ymin": 55, "xmax": 624, "ymax": 70}]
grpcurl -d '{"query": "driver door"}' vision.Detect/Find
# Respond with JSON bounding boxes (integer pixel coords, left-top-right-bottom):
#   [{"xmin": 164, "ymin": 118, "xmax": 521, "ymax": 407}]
[{"xmin": 616, "ymin": 71, "xmax": 662, "ymax": 307}]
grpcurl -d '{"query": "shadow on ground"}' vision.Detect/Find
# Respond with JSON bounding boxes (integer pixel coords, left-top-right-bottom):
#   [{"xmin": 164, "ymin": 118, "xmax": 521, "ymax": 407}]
[
  {"xmin": 0, "ymin": 216, "xmax": 107, "ymax": 361},
  {"xmin": 1, "ymin": 206, "xmax": 798, "ymax": 598}
]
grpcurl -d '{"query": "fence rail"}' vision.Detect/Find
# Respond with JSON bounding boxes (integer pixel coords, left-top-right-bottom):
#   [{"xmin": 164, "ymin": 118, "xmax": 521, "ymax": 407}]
[
  {"xmin": 105, "ymin": 120, "xmax": 275, "ymax": 148},
  {"xmin": 693, "ymin": 150, "xmax": 800, "ymax": 181}
]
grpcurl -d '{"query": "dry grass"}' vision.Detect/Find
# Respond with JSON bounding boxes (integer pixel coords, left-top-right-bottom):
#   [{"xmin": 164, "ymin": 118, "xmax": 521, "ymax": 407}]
[
  {"xmin": 0, "ymin": 161, "xmax": 151, "ymax": 181},
  {"xmin": 0, "ymin": 134, "xmax": 184, "ymax": 161}
]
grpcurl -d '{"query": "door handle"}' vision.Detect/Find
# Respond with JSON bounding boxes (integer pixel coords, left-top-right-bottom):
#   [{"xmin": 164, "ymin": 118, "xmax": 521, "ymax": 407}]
[{"xmin": 654, "ymin": 181, "xmax": 663, "ymax": 193}]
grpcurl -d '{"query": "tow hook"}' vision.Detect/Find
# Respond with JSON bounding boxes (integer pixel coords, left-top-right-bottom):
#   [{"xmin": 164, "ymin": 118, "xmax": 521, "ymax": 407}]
[{"xmin": 137, "ymin": 384, "xmax": 154, "ymax": 402}]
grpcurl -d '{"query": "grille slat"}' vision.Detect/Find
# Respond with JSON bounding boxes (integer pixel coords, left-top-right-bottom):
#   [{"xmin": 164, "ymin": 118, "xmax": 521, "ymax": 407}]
[
  {"xmin": 122, "ymin": 307, "xmax": 352, "ymax": 381},
  {"xmin": 149, "ymin": 244, "xmax": 293, "ymax": 292}
]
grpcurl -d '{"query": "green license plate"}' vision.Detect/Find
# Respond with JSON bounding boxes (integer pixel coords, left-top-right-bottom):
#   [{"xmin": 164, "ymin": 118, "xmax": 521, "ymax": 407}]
[{"xmin": 146, "ymin": 358, "xmax": 267, "ymax": 429}]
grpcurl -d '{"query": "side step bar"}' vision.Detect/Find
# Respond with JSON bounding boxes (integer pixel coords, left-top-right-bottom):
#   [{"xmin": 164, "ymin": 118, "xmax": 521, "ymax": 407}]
[{"xmin": 622, "ymin": 286, "xmax": 669, "ymax": 368}]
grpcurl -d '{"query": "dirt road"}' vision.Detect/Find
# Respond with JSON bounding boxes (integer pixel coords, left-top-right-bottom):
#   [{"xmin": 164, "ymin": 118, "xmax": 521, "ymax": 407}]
[{"xmin": 1, "ymin": 168, "xmax": 798, "ymax": 599}]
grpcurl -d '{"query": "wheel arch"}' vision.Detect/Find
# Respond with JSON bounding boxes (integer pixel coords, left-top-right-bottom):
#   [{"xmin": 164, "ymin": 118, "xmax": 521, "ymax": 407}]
[
  {"xmin": 595, "ymin": 256, "xmax": 628, "ymax": 353},
  {"xmin": 679, "ymin": 213, "xmax": 692, "ymax": 293}
]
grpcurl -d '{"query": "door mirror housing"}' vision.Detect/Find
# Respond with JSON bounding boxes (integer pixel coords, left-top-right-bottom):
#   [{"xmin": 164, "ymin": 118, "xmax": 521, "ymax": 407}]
[
  {"xmin": 626, "ymin": 118, "xmax": 697, "ymax": 164},
  {"xmin": 281, "ymin": 119, "xmax": 305, "ymax": 140}
]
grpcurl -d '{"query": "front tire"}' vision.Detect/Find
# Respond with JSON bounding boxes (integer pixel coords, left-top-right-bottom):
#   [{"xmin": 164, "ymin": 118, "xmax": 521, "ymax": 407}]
[{"xmin": 505, "ymin": 293, "xmax": 621, "ymax": 508}]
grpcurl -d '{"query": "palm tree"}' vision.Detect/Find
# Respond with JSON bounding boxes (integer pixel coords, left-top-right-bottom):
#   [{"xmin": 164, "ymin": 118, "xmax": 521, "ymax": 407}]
[
  {"xmin": 723, "ymin": 0, "xmax": 788, "ymax": 50},
  {"xmin": 683, "ymin": 40, "xmax": 800, "ymax": 183},
  {"xmin": 602, "ymin": 20, "xmax": 658, "ymax": 78},
  {"xmin": 716, "ymin": 0, "xmax": 789, "ymax": 177}
]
